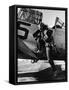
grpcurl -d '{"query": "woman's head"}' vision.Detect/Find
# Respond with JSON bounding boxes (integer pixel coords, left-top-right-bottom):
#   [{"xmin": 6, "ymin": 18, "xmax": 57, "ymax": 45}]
[{"xmin": 46, "ymin": 29, "xmax": 53, "ymax": 37}]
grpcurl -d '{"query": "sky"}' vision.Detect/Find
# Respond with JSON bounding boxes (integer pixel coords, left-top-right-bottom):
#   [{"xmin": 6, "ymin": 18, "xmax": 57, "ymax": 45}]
[{"xmin": 18, "ymin": 8, "xmax": 65, "ymax": 27}]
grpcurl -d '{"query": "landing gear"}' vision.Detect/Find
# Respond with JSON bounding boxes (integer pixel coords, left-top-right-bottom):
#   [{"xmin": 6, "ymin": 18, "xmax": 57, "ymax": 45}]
[{"xmin": 31, "ymin": 59, "xmax": 38, "ymax": 63}]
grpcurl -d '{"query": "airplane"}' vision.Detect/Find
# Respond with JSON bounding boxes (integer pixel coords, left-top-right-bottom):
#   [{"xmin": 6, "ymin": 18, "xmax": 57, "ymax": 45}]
[{"xmin": 17, "ymin": 8, "xmax": 65, "ymax": 63}]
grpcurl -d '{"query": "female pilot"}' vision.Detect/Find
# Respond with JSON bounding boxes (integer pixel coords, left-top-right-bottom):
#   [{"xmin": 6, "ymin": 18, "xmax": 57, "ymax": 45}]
[{"xmin": 43, "ymin": 26, "xmax": 58, "ymax": 76}]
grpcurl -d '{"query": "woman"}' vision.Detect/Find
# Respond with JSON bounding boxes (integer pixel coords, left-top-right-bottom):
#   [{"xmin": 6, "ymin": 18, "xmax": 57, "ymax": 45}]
[{"xmin": 43, "ymin": 27, "xmax": 58, "ymax": 77}]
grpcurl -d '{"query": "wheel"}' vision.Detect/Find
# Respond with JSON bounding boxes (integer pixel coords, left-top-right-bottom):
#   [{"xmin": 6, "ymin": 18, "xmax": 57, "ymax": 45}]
[{"xmin": 31, "ymin": 59, "xmax": 38, "ymax": 63}]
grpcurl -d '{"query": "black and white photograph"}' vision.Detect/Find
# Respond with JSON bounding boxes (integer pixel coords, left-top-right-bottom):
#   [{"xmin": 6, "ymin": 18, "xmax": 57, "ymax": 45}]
[{"xmin": 17, "ymin": 6, "xmax": 67, "ymax": 83}]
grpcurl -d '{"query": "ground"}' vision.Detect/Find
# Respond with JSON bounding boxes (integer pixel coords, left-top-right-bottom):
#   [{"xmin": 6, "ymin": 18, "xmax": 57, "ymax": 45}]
[{"xmin": 17, "ymin": 59, "xmax": 66, "ymax": 82}]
